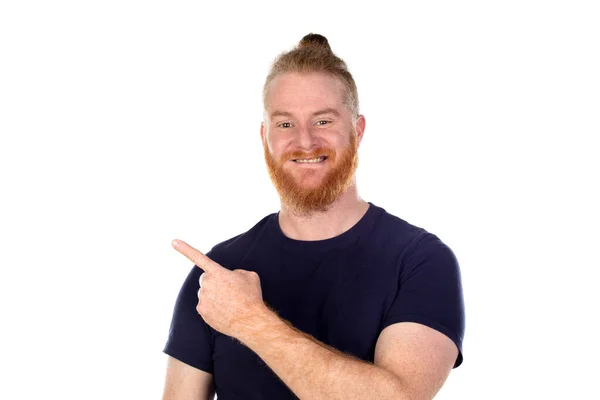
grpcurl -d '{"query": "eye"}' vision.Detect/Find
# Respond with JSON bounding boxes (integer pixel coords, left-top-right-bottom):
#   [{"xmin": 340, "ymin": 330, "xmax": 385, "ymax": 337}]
[
  {"xmin": 278, "ymin": 122, "xmax": 292, "ymax": 128},
  {"xmin": 316, "ymin": 120, "xmax": 331, "ymax": 126}
]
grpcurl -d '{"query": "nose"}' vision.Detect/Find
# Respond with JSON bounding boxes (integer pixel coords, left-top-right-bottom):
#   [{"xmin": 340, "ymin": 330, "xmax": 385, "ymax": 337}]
[{"xmin": 295, "ymin": 124, "xmax": 319, "ymax": 151}]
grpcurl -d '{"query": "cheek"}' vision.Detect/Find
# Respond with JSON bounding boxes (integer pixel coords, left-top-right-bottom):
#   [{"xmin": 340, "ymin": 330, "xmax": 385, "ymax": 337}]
[
  {"xmin": 266, "ymin": 142, "xmax": 282, "ymax": 160},
  {"xmin": 268, "ymin": 136, "xmax": 293, "ymax": 157},
  {"xmin": 263, "ymin": 140, "xmax": 285, "ymax": 165}
]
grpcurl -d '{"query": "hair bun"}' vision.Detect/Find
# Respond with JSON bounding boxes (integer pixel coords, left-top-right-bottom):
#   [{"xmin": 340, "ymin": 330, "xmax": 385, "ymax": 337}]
[{"xmin": 298, "ymin": 33, "xmax": 332, "ymax": 52}]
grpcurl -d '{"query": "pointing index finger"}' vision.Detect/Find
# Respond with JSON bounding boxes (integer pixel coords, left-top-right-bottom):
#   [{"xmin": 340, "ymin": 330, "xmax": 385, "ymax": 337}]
[{"xmin": 172, "ymin": 239, "xmax": 219, "ymax": 273}]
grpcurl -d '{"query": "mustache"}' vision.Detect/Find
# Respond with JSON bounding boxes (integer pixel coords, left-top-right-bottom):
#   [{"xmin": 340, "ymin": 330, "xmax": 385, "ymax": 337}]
[{"xmin": 282, "ymin": 148, "xmax": 334, "ymax": 161}]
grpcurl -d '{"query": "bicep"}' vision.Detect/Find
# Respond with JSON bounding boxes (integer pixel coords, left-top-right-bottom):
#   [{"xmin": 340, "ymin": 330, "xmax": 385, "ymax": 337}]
[
  {"xmin": 162, "ymin": 356, "xmax": 215, "ymax": 400},
  {"xmin": 374, "ymin": 322, "xmax": 458, "ymax": 399}
]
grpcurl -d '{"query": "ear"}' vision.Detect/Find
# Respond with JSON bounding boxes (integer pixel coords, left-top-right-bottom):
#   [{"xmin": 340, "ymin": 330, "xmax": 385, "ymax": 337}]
[
  {"xmin": 260, "ymin": 122, "xmax": 266, "ymax": 145},
  {"xmin": 354, "ymin": 115, "xmax": 366, "ymax": 147}
]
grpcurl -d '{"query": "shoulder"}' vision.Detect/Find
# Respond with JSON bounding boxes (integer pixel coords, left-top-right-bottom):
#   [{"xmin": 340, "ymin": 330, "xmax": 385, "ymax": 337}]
[
  {"xmin": 207, "ymin": 212, "xmax": 276, "ymax": 266},
  {"xmin": 368, "ymin": 203, "xmax": 429, "ymax": 253},
  {"xmin": 376, "ymin": 205, "xmax": 425, "ymax": 237},
  {"xmin": 369, "ymin": 203, "xmax": 458, "ymax": 268}
]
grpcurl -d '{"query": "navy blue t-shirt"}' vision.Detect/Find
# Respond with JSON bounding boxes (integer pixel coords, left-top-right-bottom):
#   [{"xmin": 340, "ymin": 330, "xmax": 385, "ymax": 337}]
[{"xmin": 164, "ymin": 202, "xmax": 465, "ymax": 399}]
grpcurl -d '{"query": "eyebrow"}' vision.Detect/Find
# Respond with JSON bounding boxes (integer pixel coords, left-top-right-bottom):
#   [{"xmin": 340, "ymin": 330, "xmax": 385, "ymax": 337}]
[{"xmin": 270, "ymin": 107, "xmax": 341, "ymax": 119}]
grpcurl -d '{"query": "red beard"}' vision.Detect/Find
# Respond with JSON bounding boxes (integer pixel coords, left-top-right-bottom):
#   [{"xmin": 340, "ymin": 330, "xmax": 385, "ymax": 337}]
[{"xmin": 263, "ymin": 132, "xmax": 359, "ymax": 216}]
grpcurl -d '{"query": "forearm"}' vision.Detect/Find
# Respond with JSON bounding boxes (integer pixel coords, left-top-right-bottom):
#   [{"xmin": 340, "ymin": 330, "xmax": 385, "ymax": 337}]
[{"xmin": 236, "ymin": 307, "xmax": 411, "ymax": 400}]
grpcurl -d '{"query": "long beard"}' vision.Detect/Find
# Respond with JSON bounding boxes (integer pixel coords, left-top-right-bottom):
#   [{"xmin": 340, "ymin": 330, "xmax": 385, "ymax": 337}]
[{"xmin": 263, "ymin": 132, "xmax": 359, "ymax": 216}]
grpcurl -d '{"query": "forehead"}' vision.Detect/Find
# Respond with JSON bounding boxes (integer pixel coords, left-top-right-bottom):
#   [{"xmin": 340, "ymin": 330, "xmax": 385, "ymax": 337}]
[{"xmin": 265, "ymin": 72, "xmax": 346, "ymax": 116}]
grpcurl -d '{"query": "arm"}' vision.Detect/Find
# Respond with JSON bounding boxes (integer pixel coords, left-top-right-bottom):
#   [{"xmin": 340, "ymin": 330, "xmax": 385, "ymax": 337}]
[
  {"xmin": 161, "ymin": 356, "xmax": 216, "ymax": 400},
  {"xmin": 238, "ymin": 309, "xmax": 458, "ymax": 400}
]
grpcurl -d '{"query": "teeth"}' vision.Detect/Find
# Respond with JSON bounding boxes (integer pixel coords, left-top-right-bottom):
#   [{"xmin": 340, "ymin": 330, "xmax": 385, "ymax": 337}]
[{"xmin": 295, "ymin": 156, "xmax": 325, "ymax": 163}]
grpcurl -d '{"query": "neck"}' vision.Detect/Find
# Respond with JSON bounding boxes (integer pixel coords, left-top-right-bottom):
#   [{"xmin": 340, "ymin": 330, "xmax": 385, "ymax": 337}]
[{"xmin": 277, "ymin": 182, "xmax": 370, "ymax": 241}]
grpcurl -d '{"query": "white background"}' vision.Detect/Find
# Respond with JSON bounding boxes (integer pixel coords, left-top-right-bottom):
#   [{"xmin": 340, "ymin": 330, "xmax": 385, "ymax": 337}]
[{"xmin": 1, "ymin": 1, "xmax": 598, "ymax": 399}]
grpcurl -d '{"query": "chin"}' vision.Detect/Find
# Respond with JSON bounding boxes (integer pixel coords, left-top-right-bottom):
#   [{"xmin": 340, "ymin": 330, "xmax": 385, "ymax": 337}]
[{"xmin": 295, "ymin": 175, "xmax": 327, "ymax": 188}]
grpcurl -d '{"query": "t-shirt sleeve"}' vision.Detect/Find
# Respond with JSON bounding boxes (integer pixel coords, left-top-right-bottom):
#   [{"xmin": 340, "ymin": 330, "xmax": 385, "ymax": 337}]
[
  {"xmin": 163, "ymin": 255, "xmax": 214, "ymax": 373},
  {"xmin": 382, "ymin": 232, "xmax": 466, "ymax": 368}
]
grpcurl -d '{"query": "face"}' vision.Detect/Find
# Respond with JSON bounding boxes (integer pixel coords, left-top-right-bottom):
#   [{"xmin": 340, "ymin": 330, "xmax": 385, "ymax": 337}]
[{"xmin": 261, "ymin": 72, "xmax": 365, "ymax": 215}]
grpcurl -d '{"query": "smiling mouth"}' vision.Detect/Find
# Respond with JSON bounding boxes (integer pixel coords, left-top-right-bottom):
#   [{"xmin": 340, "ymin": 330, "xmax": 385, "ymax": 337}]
[{"xmin": 292, "ymin": 156, "xmax": 328, "ymax": 163}]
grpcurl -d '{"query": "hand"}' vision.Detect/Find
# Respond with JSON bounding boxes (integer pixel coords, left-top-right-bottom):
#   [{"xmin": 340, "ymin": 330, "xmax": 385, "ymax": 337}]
[{"xmin": 172, "ymin": 239, "xmax": 268, "ymax": 338}]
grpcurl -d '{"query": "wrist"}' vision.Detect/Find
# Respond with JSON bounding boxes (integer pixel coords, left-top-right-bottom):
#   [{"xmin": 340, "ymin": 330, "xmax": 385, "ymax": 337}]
[{"xmin": 236, "ymin": 304, "xmax": 287, "ymax": 348}]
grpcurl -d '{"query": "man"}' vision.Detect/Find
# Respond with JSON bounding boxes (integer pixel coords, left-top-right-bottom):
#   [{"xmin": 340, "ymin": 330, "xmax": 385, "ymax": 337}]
[{"xmin": 162, "ymin": 33, "xmax": 465, "ymax": 399}]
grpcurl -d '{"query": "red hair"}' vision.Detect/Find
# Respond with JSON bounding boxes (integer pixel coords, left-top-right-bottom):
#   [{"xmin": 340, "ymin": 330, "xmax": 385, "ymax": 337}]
[{"xmin": 262, "ymin": 33, "xmax": 360, "ymax": 121}]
